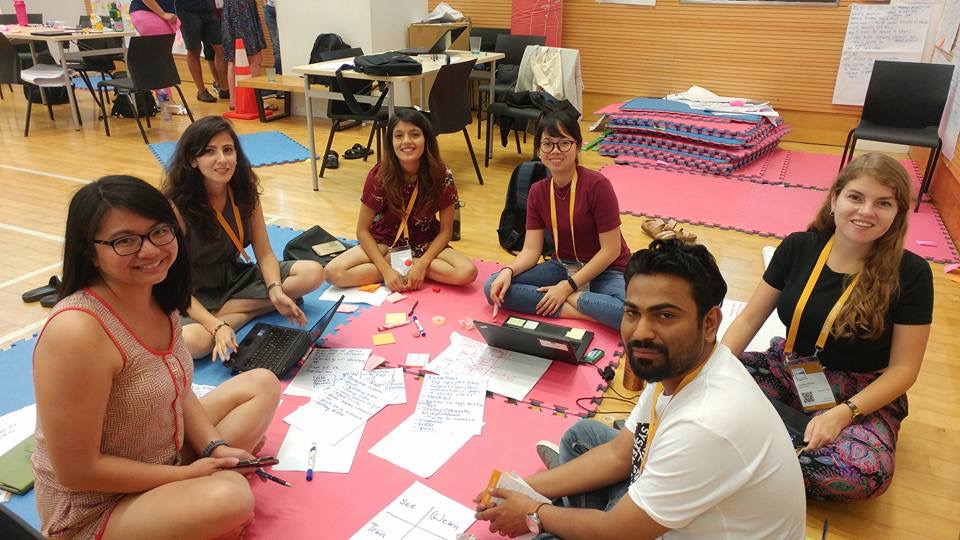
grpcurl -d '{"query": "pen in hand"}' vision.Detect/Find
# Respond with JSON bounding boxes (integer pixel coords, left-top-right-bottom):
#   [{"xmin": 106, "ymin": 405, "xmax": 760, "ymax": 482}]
[
  {"xmin": 306, "ymin": 444, "xmax": 317, "ymax": 482},
  {"xmin": 255, "ymin": 468, "xmax": 292, "ymax": 488}
]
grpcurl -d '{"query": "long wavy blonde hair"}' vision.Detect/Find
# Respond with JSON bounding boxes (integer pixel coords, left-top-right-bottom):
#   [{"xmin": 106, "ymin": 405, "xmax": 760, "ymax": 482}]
[{"xmin": 808, "ymin": 152, "xmax": 912, "ymax": 339}]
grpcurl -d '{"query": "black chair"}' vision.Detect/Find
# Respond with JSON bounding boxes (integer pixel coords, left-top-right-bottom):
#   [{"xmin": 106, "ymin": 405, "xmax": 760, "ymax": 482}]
[
  {"xmin": 0, "ymin": 14, "xmax": 53, "ymax": 70},
  {"xmin": 421, "ymin": 59, "xmax": 483, "ymax": 184},
  {"xmin": 70, "ymin": 15, "xmax": 123, "ymax": 103},
  {"xmin": 317, "ymin": 47, "xmax": 390, "ymax": 179},
  {"xmin": 0, "ymin": 504, "xmax": 44, "ymax": 540},
  {"xmin": 0, "ymin": 13, "xmax": 43, "ymax": 24},
  {"xmin": 839, "ymin": 60, "xmax": 954, "ymax": 212},
  {"xmin": 0, "ymin": 33, "xmax": 16, "ymax": 101},
  {"xmin": 475, "ymin": 34, "xmax": 545, "ymax": 138},
  {"xmin": 97, "ymin": 34, "xmax": 194, "ymax": 144}
]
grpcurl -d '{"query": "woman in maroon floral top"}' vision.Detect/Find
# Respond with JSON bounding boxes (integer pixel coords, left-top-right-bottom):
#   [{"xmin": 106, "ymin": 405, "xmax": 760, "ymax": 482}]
[{"xmin": 325, "ymin": 109, "xmax": 478, "ymax": 292}]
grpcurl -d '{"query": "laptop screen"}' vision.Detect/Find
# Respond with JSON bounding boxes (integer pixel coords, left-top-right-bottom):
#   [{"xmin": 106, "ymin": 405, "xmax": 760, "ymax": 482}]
[{"xmin": 308, "ymin": 295, "xmax": 344, "ymax": 345}]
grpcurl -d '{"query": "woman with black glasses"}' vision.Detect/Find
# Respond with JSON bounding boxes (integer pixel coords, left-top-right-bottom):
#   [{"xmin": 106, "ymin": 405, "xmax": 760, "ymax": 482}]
[{"xmin": 484, "ymin": 112, "xmax": 632, "ymax": 330}]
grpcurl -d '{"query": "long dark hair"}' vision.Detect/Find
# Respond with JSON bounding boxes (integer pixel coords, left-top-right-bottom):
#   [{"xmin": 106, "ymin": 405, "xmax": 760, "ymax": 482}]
[
  {"xmin": 534, "ymin": 111, "xmax": 583, "ymax": 164},
  {"xmin": 61, "ymin": 176, "xmax": 192, "ymax": 314},
  {"xmin": 377, "ymin": 109, "xmax": 447, "ymax": 218},
  {"xmin": 162, "ymin": 116, "xmax": 261, "ymax": 240}
]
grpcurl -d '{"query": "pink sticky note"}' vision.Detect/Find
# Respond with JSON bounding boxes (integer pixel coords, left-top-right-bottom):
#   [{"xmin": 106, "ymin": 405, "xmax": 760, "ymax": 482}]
[
  {"xmin": 336, "ymin": 303, "xmax": 359, "ymax": 313},
  {"xmin": 364, "ymin": 354, "xmax": 386, "ymax": 371},
  {"xmin": 944, "ymin": 263, "xmax": 960, "ymax": 274},
  {"xmin": 915, "ymin": 240, "xmax": 938, "ymax": 247},
  {"xmin": 386, "ymin": 292, "xmax": 407, "ymax": 303}
]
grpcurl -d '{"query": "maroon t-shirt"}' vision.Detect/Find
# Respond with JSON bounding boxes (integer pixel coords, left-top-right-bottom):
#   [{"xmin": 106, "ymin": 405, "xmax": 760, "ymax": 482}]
[
  {"xmin": 526, "ymin": 166, "xmax": 631, "ymax": 271},
  {"xmin": 360, "ymin": 164, "xmax": 459, "ymax": 257}
]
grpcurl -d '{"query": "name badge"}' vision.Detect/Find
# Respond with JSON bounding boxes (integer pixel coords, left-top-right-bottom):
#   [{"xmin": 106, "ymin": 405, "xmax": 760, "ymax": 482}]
[
  {"xmin": 389, "ymin": 246, "xmax": 414, "ymax": 277},
  {"xmin": 788, "ymin": 360, "xmax": 836, "ymax": 412}
]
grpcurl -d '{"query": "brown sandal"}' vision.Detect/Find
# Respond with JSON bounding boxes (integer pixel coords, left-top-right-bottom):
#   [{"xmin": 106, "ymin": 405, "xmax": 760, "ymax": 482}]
[{"xmin": 642, "ymin": 218, "xmax": 678, "ymax": 241}]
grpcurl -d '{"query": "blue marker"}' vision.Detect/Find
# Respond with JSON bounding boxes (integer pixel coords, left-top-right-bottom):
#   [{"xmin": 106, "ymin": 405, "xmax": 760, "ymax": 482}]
[
  {"xmin": 306, "ymin": 443, "xmax": 317, "ymax": 481},
  {"xmin": 411, "ymin": 315, "xmax": 426, "ymax": 337}
]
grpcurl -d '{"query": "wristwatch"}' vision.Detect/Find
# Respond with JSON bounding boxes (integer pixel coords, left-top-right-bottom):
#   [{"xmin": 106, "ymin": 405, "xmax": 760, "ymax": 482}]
[
  {"xmin": 843, "ymin": 400, "xmax": 864, "ymax": 424},
  {"xmin": 526, "ymin": 503, "xmax": 548, "ymax": 535}
]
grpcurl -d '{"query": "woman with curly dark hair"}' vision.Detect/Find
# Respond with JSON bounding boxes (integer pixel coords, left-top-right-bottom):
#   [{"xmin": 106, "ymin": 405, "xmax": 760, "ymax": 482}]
[
  {"xmin": 325, "ymin": 109, "xmax": 477, "ymax": 292},
  {"xmin": 163, "ymin": 116, "xmax": 324, "ymax": 362}
]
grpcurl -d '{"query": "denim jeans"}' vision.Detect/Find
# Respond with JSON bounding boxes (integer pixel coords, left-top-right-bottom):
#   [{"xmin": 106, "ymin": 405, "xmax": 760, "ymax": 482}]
[
  {"xmin": 263, "ymin": 4, "xmax": 281, "ymax": 73},
  {"xmin": 535, "ymin": 419, "xmax": 630, "ymax": 539},
  {"xmin": 483, "ymin": 260, "xmax": 625, "ymax": 330}
]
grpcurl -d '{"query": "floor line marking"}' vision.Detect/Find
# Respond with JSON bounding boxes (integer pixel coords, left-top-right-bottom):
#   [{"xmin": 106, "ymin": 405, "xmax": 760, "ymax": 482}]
[
  {"xmin": 0, "ymin": 164, "xmax": 91, "ymax": 185},
  {"xmin": 0, "ymin": 262, "xmax": 62, "ymax": 291},
  {"xmin": 0, "ymin": 223, "xmax": 65, "ymax": 243}
]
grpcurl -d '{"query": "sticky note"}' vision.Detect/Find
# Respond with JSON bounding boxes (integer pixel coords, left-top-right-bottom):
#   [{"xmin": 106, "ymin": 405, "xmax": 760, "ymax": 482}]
[
  {"xmin": 405, "ymin": 353, "xmax": 430, "ymax": 367},
  {"xmin": 365, "ymin": 354, "xmax": 386, "ymax": 371},
  {"xmin": 372, "ymin": 333, "xmax": 396, "ymax": 346},
  {"xmin": 386, "ymin": 292, "xmax": 407, "ymax": 303},
  {"xmin": 915, "ymin": 240, "xmax": 938, "ymax": 247},
  {"xmin": 336, "ymin": 303, "xmax": 359, "ymax": 313},
  {"xmin": 566, "ymin": 328, "xmax": 586, "ymax": 340},
  {"xmin": 358, "ymin": 284, "xmax": 381, "ymax": 292},
  {"xmin": 523, "ymin": 320, "xmax": 540, "ymax": 330},
  {"xmin": 385, "ymin": 312, "xmax": 407, "ymax": 325},
  {"xmin": 505, "ymin": 317, "xmax": 525, "ymax": 327}
]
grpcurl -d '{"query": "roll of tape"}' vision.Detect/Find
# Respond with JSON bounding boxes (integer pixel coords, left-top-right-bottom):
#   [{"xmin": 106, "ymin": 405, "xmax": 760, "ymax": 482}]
[{"xmin": 432, "ymin": 315, "xmax": 446, "ymax": 326}]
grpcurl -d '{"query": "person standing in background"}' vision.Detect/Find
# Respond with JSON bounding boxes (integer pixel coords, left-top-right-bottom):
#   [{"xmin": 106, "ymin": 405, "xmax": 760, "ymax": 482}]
[
  {"xmin": 128, "ymin": 0, "xmax": 178, "ymax": 36},
  {"xmin": 221, "ymin": 0, "xmax": 266, "ymax": 110},
  {"xmin": 176, "ymin": 0, "xmax": 225, "ymax": 103},
  {"xmin": 263, "ymin": 0, "xmax": 281, "ymax": 74}
]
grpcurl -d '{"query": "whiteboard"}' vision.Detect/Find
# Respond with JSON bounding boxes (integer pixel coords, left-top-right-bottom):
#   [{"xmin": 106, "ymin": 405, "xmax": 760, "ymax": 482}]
[
  {"xmin": 832, "ymin": 3, "xmax": 932, "ymax": 106},
  {"xmin": 938, "ymin": 50, "xmax": 960, "ymax": 160}
]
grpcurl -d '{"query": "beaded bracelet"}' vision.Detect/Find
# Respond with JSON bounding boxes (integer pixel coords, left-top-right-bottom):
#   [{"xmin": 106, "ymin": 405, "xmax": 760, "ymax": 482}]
[{"xmin": 210, "ymin": 320, "xmax": 231, "ymax": 337}]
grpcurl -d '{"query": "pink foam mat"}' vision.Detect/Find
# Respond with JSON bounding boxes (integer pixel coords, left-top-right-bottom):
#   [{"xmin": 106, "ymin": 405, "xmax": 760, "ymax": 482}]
[
  {"xmin": 601, "ymin": 164, "xmax": 959, "ymax": 263},
  {"xmin": 246, "ymin": 371, "xmax": 577, "ymax": 539},
  {"xmin": 614, "ymin": 149, "xmax": 924, "ymax": 193},
  {"xmin": 323, "ymin": 260, "xmax": 624, "ymax": 415}
]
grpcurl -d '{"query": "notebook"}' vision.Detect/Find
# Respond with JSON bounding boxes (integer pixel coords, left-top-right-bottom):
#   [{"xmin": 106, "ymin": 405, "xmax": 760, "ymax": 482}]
[
  {"xmin": 0, "ymin": 435, "xmax": 35, "ymax": 495},
  {"xmin": 473, "ymin": 318, "xmax": 594, "ymax": 364},
  {"xmin": 226, "ymin": 296, "xmax": 344, "ymax": 378},
  {"xmin": 394, "ymin": 26, "xmax": 466, "ymax": 56}
]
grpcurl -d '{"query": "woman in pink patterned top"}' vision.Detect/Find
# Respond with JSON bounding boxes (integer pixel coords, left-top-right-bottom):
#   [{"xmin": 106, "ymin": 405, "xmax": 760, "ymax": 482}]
[
  {"xmin": 325, "ymin": 109, "xmax": 478, "ymax": 292},
  {"xmin": 32, "ymin": 176, "xmax": 280, "ymax": 539}
]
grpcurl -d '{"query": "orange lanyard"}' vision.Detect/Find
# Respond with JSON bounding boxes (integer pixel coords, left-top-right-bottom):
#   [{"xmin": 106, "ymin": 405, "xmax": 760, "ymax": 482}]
[
  {"xmin": 783, "ymin": 236, "xmax": 859, "ymax": 358},
  {"xmin": 638, "ymin": 348, "xmax": 712, "ymax": 475},
  {"xmin": 549, "ymin": 169, "xmax": 579, "ymax": 262},
  {"xmin": 391, "ymin": 184, "xmax": 419, "ymax": 248},
  {"xmin": 214, "ymin": 188, "xmax": 251, "ymax": 263}
]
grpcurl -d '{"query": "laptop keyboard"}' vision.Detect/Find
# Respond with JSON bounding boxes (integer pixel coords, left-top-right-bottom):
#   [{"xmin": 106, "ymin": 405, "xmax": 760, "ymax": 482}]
[{"xmin": 241, "ymin": 326, "xmax": 308, "ymax": 376}]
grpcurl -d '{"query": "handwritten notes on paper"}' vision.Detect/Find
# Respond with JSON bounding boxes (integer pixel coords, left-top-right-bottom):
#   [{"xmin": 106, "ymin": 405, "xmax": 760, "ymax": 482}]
[
  {"xmin": 0, "ymin": 404, "xmax": 35, "ymax": 457},
  {"xmin": 410, "ymin": 374, "xmax": 485, "ymax": 435},
  {"xmin": 833, "ymin": 4, "xmax": 932, "ymax": 105},
  {"xmin": 358, "ymin": 368, "xmax": 407, "ymax": 405},
  {"xmin": 425, "ymin": 332, "xmax": 551, "ymax": 401},
  {"xmin": 284, "ymin": 348, "xmax": 370, "ymax": 397},
  {"xmin": 350, "ymin": 481, "xmax": 475, "ymax": 540},
  {"xmin": 283, "ymin": 374, "xmax": 401, "ymax": 444}
]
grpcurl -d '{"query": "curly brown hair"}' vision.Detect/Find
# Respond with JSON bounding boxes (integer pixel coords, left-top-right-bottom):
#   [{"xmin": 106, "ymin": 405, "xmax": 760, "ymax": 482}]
[{"xmin": 376, "ymin": 109, "xmax": 447, "ymax": 219}]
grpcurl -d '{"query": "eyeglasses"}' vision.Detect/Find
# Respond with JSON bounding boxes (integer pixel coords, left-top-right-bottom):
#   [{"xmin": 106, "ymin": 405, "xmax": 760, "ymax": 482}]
[
  {"xmin": 539, "ymin": 139, "xmax": 576, "ymax": 153},
  {"xmin": 93, "ymin": 225, "xmax": 177, "ymax": 256}
]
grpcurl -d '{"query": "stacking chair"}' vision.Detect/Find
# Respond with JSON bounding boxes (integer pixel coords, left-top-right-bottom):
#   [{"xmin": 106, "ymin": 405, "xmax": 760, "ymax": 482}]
[
  {"xmin": 839, "ymin": 60, "xmax": 954, "ymax": 212},
  {"xmin": 317, "ymin": 47, "xmax": 390, "ymax": 179},
  {"xmin": 97, "ymin": 34, "xmax": 194, "ymax": 144},
  {"xmin": 420, "ymin": 59, "xmax": 484, "ymax": 184},
  {"xmin": 71, "ymin": 15, "xmax": 123, "ymax": 101},
  {"xmin": 0, "ymin": 14, "xmax": 53, "ymax": 69},
  {"xmin": 475, "ymin": 34, "xmax": 545, "ymax": 138}
]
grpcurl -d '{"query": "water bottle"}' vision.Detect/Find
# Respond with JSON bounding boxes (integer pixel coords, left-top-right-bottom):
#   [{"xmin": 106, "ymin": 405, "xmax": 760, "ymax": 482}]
[
  {"xmin": 452, "ymin": 200, "xmax": 463, "ymax": 241},
  {"xmin": 157, "ymin": 89, "xmax": 171, "ymax": 121},
  {"xmin": 14, "ymin": 0, "xmax": 28, "ymax": 26},
  {"xmin": 109, "ymin": 2, "xmax": 124, "ymax": 31}
]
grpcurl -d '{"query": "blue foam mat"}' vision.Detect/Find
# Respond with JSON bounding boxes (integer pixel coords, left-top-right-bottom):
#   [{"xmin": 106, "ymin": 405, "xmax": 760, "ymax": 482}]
[
  {"xmin": 147, "ymin": 131, "xmax": 312, "ymax": 170},
  {"xmin": 0, "ymin": 225, "xmax": 362, "ymax": 530},
  {"xmin": 621, "ymin": 97, "xmax": 764, "ymax": 123}
]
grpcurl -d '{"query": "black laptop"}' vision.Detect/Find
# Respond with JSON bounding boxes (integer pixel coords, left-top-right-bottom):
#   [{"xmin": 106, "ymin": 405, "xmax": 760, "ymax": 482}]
[
  {"xmin": 767, "ymin": 397, "xmax": 811, "ymax": 449},
  {"xmin": 226, "ymin": 296, "xmax": 344, "ymax": 378},
  {"xmin": 474, "ymin": 318, "xmax": 594, "ymax": 364},
  {"xmin": 394, "ymin": 26, "xmax": 466, "ymax": 56}
]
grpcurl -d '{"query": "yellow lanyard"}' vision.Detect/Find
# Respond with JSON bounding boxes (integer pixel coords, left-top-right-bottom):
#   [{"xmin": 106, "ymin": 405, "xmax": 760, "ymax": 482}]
[
  {"xmin": 549, "ymin": 169, "xmax": 579, "ymax": 263},
  {"xmin": 391, "ymin": 184, "xmax": 419, "ymax": 248},
  {"xmin": 783, "ymin": 236, "xmax": 860, "ymax": 357},
  {"xmin": 638, "ymin": 347, "xmax": 712, "ymax": 475},
  {"xmin": 214, "ymin": 188, "xmax": 251, "ymax": 263}
]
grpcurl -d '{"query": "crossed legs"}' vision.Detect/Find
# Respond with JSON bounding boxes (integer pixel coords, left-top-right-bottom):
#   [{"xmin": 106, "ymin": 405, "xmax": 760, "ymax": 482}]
[{"xmin": 324, "ymin": 244, "xmax": 477, "ymax": 288}]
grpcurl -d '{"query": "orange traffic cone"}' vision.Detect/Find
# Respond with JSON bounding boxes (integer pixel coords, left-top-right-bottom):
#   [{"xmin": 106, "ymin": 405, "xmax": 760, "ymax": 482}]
[{"xmin": 224, "ymin": 38, "xmax": 269, "ymax": 121}]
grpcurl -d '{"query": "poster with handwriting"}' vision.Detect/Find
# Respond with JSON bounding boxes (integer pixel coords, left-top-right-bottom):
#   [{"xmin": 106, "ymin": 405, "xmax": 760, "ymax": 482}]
[{"xmin": 350, "ymin": 481, "xmax": 474, "ymax": 540}]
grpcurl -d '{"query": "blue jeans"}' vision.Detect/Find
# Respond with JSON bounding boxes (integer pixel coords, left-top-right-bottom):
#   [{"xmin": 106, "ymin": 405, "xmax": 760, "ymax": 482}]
[
  {"xmin": 483, "ymin": 260, "xmax": 625, "ymax": 330},
  {"xmin": 535, "ymin": 419, "xmax": 630, "ymax": 539},
  {"xmin": 263, "ymin": 4, "xmax": 281, "ymax": 73}
]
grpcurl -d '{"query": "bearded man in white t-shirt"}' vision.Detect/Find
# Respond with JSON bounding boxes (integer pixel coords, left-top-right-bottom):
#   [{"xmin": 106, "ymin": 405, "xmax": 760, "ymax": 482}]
[{"xmin": 475, "ymin": 239, "xmax": 806, "ymax": 539}]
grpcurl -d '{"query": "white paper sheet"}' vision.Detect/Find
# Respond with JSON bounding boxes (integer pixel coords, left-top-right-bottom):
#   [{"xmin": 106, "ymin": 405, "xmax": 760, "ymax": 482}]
[
  {"xmin": 273, "ymin": 423, "xmax": 365, "ymax": 474},
  {"xmin": 717, "ymin": 299, "xmax": 786, "ymax": 354},
  {"xmin": 368, "ymin": 416, "xmax": 476, "ymax": 478},
  {"xmin": 284, "ymin": 348, "xmax": 370, "ymax": 397},
  {"xmin": 320, "ymin": 285, "xmax": 390, "ymax": 306},
  {"xmin": 283, "ymin": 374, "xmax": 401, "ymax": 444},
  {"xmin": 350, "ymin": 481, "xmax": 475, "ymax": 540},
  {"xmin": 425, "ymin": 332, "xmax": 551, "ymax": 401},
  {"xmin": 357, "ymin": 368, "xmax": 407, "ymax": 405},
  {"xmin": 0, "ymin": 404, "xmax": 35, "ymax": 457},
  {"xmin": 191, "ymin": 383, "xmax": 216, "ymax": 399},
  {"xmin": 410, "ymin": 374, "xmax": 485, "ymax": 435}
]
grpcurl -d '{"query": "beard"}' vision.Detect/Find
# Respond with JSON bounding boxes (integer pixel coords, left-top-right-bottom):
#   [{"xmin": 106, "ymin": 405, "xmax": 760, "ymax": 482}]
[{"xmin": 626, "ymin": 332, "xmax": 704, "ymax": 384}]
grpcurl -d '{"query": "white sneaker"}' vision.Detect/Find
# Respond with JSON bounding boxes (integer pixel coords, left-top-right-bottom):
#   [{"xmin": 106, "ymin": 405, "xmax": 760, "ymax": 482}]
[{"xmin": 536, "ymin": 440, "xmax": 560, "ymax": 469}]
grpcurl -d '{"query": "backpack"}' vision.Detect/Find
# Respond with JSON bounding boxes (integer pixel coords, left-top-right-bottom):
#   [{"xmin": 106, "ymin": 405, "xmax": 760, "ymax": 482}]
[
  {"xmin": 110, "ymin": 91, "xmax": 157, "ymax": 118},
  {"xmin": 348, "ymin": 52, "xmax": 422, "ymax": 77},
  {"xmin": 308, "ymin": 33, "xmax": 351, "ymax": 86},
  {"xmin": 497, "ymin": 159, "xmax": 554, "ymax": 255}
]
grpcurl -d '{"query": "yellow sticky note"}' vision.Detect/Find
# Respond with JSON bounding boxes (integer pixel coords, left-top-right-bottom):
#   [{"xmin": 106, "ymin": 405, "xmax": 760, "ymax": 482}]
[
  {"xmin": 505, "ymin": 317, "xmax": 525, "ymax": 327},
  {"xmin": 566, "ymin": 328, "xmax": 586, "ymax": 340},
  {"xmin": 372, "ymin": 333, "xmax": 396, "ymax": 346},
  {"xmin": 523, "ymin": 320, "xmax": 540, "ymax": 330},
  {"xmin": 385, "ymin": 312, "xmax": 407, "ymax": 325}
]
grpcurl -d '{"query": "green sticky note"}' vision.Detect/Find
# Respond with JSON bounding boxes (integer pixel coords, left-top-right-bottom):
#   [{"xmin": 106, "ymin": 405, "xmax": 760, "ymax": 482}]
[
  {"xmin": 566, "ymin": 328, "xmax": 586, "ymax": 340},
  {"xmin": 505, "ymin": 317, "xmax": 525, "ymax": 327}
]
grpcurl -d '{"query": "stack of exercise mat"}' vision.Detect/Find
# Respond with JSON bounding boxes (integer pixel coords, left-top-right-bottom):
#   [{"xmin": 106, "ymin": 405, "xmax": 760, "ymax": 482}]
[{"xmin": 597, "ymin": 98, "xmax": 791, "ymax": 175}]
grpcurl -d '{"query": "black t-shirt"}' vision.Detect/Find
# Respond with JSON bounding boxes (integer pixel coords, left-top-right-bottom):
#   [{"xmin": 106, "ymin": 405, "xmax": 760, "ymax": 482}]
[
  {"xmin": 763, "ymin": 231, "xmax": 933, "ymax": 372},
  {"xmin": 176, "ymin": 0, "xmax": 213, "ymax": 13}
]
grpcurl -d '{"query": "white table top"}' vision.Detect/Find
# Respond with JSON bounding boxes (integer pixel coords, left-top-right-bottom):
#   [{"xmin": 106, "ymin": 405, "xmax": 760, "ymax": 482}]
[
  {"xmin": 292, "ymin": 50, "xmax": 505, "ymax": 82},
  {"xmin": 0, "ymin": 25, "xmax": 134, "ymax": 42}
]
